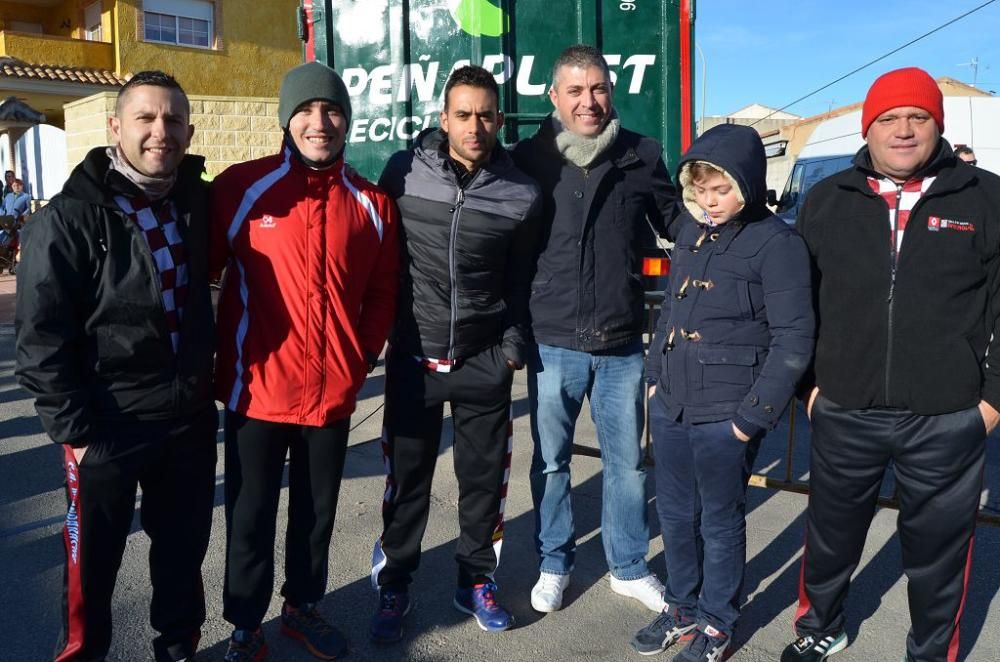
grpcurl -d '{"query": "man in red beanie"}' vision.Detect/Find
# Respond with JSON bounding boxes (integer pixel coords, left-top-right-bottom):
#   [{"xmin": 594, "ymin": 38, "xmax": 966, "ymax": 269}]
[{"xmin": 782, "ymin": 66, "xmax": 1000, "ymax": 662}]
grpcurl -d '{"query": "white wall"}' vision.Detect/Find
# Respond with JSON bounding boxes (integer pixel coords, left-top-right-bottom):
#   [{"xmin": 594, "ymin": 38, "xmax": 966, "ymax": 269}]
[{"xmin": 13, "ymin": 124, "xmax": 68, "ymax": 200}]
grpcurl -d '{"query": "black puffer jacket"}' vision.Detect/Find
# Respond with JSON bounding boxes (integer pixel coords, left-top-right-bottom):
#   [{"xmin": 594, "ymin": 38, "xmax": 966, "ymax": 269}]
[
  {"xmin": 512, "ymin": 116, "xmax": 677, "ymax": 352},
  {"xmin": 646, "ymin": 124, "xmax": 814, "ymax": 435},
  {"xmin": 15, "ymin": 147, "xmax": 215, "ymax": 446},
  {"xmin": 798, "ymin": 139, "xmax": 1000, "ymax": 414},
  {"xmin": 378, "ymin": 129, "xmax": 541, "ymax": 364}
]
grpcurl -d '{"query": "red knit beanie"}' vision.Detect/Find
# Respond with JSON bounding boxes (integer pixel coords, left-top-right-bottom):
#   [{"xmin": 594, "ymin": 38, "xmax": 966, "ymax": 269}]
[{"xmin": 861, "ymin": 67, "xmax": 943, "ymax": 138}]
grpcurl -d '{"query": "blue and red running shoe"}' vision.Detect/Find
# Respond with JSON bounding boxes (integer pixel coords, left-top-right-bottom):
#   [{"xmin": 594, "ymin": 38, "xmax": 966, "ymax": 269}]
[{"xmin": 453, "ymin": 582, "xmax": 514, "ymax": 632}]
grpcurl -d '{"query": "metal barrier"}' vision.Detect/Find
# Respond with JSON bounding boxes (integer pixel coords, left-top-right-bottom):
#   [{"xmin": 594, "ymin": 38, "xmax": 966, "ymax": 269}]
[{"xmin": 570, "ymin": 291, "xmax": 1000, "ymax": 527}]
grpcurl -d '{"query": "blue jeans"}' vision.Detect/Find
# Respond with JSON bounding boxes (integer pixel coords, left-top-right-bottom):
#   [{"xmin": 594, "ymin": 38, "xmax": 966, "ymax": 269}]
[
  {"xmin": 650, "ymin": 397, "xmax": 761, "ymax": 634},
  {"xmin": 528, "ymin": 340, "xmax": 651, "ymax": 580}
]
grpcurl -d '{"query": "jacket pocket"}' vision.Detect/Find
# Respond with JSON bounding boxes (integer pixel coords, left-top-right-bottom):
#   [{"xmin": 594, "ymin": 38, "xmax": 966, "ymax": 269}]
[
  {"xmin": 697, "ymin": 344, "xmax": 757, "ymax": 392},
  {"xmin": 736, "ymin": 280, "xmax": 753, "ymax": 320}
]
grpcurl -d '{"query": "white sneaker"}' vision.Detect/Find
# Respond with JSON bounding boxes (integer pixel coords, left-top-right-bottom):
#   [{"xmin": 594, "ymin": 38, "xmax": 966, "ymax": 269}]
[
  {"xmin": 609, "ymin": 574, "xmax": 666, "ymax": 612},
  {"xmin": 530, "ymin": 571, "xmax": 571, "ymax": 612}
]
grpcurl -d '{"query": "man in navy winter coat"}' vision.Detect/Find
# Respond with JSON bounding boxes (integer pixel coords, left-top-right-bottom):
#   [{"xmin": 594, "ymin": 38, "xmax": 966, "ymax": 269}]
[{"xmin": 512, "ymin": 44, "xmax": 677, "ymax": 615}]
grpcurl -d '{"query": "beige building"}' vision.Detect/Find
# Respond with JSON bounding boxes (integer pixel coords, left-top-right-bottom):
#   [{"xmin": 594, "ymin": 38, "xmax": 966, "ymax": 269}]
[{"xmin": 698, "ymin": 103, "xmax": 801, "ymax": 138}]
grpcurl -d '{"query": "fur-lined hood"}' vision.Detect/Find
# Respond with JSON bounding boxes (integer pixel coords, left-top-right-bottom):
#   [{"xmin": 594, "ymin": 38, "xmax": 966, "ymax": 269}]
[{"xmin": 676, "ymin": 123, "xmax": 769, "ymax": 224}]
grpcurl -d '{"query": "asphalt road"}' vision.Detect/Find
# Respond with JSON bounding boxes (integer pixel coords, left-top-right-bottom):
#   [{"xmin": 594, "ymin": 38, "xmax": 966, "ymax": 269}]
[{"xmin": 3, "ymin": 273, "xmax": 1000, "ymax": 661}]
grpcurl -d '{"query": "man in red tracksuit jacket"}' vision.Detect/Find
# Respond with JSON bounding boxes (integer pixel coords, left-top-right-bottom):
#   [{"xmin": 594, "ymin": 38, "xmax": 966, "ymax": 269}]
[{"xmin": 210, "ymin": 61, "xmax": 400, "ymax": 661}]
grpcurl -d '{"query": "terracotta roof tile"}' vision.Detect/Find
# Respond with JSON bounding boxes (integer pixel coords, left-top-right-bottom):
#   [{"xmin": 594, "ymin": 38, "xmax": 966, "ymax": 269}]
[{"xmin": 0, "ymin": 57, "xmax": 125, "ymax": 86}]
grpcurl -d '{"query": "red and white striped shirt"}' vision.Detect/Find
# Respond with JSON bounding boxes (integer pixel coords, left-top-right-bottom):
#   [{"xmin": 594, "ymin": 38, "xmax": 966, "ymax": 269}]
[{"xmin": 866, "ymin": 175, "xmax": 936, "ymax": 254}]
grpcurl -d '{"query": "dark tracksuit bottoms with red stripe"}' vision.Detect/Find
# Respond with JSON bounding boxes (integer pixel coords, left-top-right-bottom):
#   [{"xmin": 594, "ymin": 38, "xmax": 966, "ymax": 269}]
[
  {"xmin": 795, "ymin": 394, "xmax": 984, "ymax": 662},
  {"xmin": 55, "ymin": 407, "xmax": 217, "ymax": 662},
  {"xmin": 373, "ymin": 345, "xmax": 514, "ymax": 591}
]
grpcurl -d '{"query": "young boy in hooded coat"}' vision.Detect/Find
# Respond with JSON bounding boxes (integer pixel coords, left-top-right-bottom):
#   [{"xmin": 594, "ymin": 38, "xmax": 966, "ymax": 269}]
[{"xmin": 630, "ymin": 123, "xmax": 815, "ymax": 661}]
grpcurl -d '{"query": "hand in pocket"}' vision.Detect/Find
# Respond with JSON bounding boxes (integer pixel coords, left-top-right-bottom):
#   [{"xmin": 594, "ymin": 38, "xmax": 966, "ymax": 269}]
[
  {"xmin": 806, "ymin": 387, "xmax": 820, "ymax": 420},
  {"xmin": 731, "ymin": 422, "xmax": 750, "ymax": 443}
]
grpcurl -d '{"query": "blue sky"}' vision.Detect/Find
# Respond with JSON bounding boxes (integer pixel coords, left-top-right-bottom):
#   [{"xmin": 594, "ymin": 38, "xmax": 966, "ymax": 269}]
[{"xmin": 696, "ymin": 0, "xmax": 1000, "ymax": 119}]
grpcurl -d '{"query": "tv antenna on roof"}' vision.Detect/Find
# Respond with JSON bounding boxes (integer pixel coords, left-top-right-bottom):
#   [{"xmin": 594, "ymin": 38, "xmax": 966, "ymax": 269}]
[{"xmin": 958, "ymin": 57, "xmax": 990, "ymax": 87}]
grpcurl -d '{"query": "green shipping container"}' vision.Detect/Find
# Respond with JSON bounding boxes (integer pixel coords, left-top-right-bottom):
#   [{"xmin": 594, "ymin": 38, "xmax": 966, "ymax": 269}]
[{"xmin": 298, "ymin": 0, "xmax": 696, "ymax": 182}]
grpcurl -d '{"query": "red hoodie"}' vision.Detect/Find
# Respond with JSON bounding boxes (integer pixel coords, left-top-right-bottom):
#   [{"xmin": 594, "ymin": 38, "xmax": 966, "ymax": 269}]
[{"xmin": 210, "ymin": 146, "xmax": 399, "ymax": 426}]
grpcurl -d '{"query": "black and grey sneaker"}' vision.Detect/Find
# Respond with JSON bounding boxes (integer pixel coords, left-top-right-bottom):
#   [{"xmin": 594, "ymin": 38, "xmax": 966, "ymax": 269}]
[
  {"xmin": 780, "ymin": 632, "xmax": 848, "ymax": 661},
  {"xmin": 672, "ymin": 625, "xmax": 730, "ymax": 662},
  {"xmin": 630, "ymin": 605, "xmax": 697, "ymax": 656}
]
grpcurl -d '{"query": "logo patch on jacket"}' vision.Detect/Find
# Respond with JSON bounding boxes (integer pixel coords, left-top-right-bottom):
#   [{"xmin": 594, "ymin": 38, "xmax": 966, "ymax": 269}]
[
  {"xmin": 260, "ymin": 215, "xmax": 277, "ymax": 229},
  {"xmin": 927, "ymin": 216, "xmax": 974, "ymax": 232}
]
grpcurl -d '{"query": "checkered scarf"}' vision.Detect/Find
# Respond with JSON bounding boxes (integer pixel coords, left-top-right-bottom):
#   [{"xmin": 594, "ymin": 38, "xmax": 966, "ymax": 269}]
[
  {"xmin": 866, "ymin": 175, "xmax": 936, "ymax": 254},
  {"xmin": 114, "ymin": 194, "xmax": 188, "ymax": 353}
]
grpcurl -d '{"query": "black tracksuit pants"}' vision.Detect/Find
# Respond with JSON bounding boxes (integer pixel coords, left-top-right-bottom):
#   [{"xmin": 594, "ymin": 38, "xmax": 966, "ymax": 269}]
[
  {"xmin": 373, "ymin": 345, "xmax": 514, "ymax": 591},
  {"xmin": 54, "ymin": 406, "xmax": 218, "ymax": 662},
  {"xmin": 222, "ymin": 411, "xmax": 349, "ymax": 629},
  {"xmin": 794, "ymin": 394, "xmax": 984, "ymax": 662}
]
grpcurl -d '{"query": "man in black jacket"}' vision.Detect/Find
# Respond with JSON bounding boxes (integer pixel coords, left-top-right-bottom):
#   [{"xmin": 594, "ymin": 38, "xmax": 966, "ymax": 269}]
[
  {"xmin": 511, "ymin": 44, "xmax": 677, "ymax": 614},
  {"xmin": 15, "ymin": 71, "xmax": 216, "ymax": 662},
  {"xmin": 369, "ymin": 65, "xmax": 540, "ymax": 642},
  {"xmin": 783, "ymin": 67, "xmax": 1000, "ymax": 662}
]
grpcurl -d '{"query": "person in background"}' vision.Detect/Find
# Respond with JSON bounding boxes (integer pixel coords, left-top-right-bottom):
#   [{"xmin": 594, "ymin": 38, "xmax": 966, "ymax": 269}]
[
  {"xmin": 954, "ymin": 144, "xmax": 977, "ymax": 165},
  {"xmin": 3, "ymin": 178, "xmax": 31, "ymax": 218},
  {"xmin": 3, "ymin": 169, "xmax": 15, "ymax": 197}
]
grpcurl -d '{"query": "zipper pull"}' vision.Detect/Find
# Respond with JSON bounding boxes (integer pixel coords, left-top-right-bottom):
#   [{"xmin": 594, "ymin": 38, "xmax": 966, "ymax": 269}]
[{"xmin": 450, "ymin": 188, "xmax": 465, "ymax": 213}]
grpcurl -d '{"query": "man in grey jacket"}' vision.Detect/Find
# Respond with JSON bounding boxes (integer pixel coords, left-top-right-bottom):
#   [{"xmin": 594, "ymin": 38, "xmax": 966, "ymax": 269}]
[
  {"xmin": 370, "ymin": 65, "xmax": 541, "ymax": 643},
  {"xmin": 512, "ymin": 44, "xmax": 678, "ymax": 614}
]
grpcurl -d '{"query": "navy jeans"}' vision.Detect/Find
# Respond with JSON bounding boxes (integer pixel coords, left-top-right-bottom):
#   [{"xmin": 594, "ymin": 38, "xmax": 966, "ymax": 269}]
[
  {"xmin": 528, "ymin": 340, "xmax": 652, "ymax": 580},
  {"xmin": 650, "ymin": 396, "xmax": 760, "ymax": 635}
]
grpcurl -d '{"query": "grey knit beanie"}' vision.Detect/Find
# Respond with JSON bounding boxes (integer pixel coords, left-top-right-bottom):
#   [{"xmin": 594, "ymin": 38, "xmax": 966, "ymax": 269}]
[{"xmin": 278, "ymin": 61, "xmax": 352, "ymax": 129}]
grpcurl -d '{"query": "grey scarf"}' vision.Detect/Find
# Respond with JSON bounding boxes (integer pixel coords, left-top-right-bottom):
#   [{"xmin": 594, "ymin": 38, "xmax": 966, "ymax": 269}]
[
  {"xmin": 552, "ymin": 110, "xmax": 621, "ymax": 169},
  {"xmin": 106, "ymin": 146, "xmax": 177, "ymax": 201}
]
